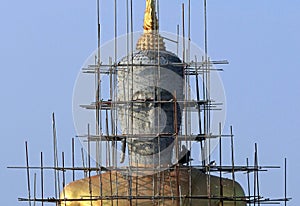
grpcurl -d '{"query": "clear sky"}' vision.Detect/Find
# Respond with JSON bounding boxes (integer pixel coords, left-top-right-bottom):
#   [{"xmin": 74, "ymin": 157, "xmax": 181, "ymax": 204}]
[{"xmin": 1, "ymin": 0, "xmax": 299, "ymax": 205}]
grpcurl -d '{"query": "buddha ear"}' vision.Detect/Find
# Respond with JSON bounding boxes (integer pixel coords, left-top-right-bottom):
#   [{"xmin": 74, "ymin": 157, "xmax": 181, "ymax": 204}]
[{"xmin": 120, "ymin": 138, "xmax": 126, "ymax": 163}]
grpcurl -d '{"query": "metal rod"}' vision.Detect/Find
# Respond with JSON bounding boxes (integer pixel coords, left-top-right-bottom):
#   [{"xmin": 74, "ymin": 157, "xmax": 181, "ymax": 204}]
[
  {"xmin": 194, "ymin": 62, "xmax": 202, "ymax": 134},
  {"xmin": 19, "ymin": 195, "xmax": 276, "ymax": 202},
  {"xmin": 207, "ymin": 132, "xmax": 212, "ymax": 206},
  {"xmin": 176, "ymin": 165, "xmax": 180, "ymax": 206},
  {"xmin": 195, "ymin": 56, "xmax": 204, "ymax": 168},
  {"xmin": 81, "ymin": 147, "xmax": 87, "ymax": 178},
  {"xmin": 115, "ymin": 166, "xmax": 119, "ymax": 206},
  {"xmin": 124, "ymin": 0, "xmax": 129, "ymax": 169},
  {"xmin": 108, "ymin": 59, "xmax": 113, "ymax": 168},
  {"xmin": 114, "ymin": 0, "xmax": 117, "ymax": 63},
  {"xmin": 285, "ymin": 158, "xmax": 287, "ymax": 206},
  {"xmin": 95, "ymin": 53, "xmax": 100, "ymax": 173},
  {"xmin": 246, "ymin": 158, "xmax": 251, "ymax": 206},
  {"xmin": 106, "ymin": 109, "xmax": 111, "ymax": 167},
  {"xmin": 98, "ymin": 58, "xmax": 103, "ymax": 205},
  {"xmin": 97, "ymin": 0, "xmax": 101, "ymax": 65},
  {"xmin": 113, "ymin": 0, "xmax": 119, "ymax": 177},
  {"xmin": 62, "ymin": 152, "xmax": 66, "ymax": 204},
  {"xmin": 255, "ymin": 143, "xmax": 260, "ymax": 206},
  {"xmin": 83, "ymin": 61, "xmax": 227, "ymax": 70},
  {"xmin": 25, "ymin": 141, "xmax": 32, "ymax": 206},
  {"xmin": 96, "ymin": 0, "xmax": 102, "ymax": 175},
  {"xmin": 188, "ymin": 0, "xmax": 191, "ymax": 62},
  {"xmin": 52, "ymin": 113, "xmax": 59, "ymax": 199},
  {"xmin": 230, "ymin": 126, "xmax": 236, "ymax": 206},
  {"xmin": 128, "ymin": 173, "xmax": 132, "ymax": 206},
  {"xmin": 126, "ymin": 0, "xmax": 129, "ymax": 54},
  {"xmin": 204, "ymin": 0, "xmax": 208, "ymax": 57},
  {"xmin": 33, "ymin": 173, "xmax": 36, "ymax": 206},
  {"xmin": 182, "ymin": 3, "xmax": 185, "ymax": 63},
  {"xmin": 156, "ymin": 0, "xmax": 162, "ymax": 180},
  {"xmin": 109, "ymin": 171, "xmax": 114, "ymax": 206},
  {"xmin": 99, "ymin": 170, "xmax": 103, "ymax": 206},
  {"xmin": 201, "ymin": 70, "xmax": 206, "ymax": 163},
  {"xmin": 182, "ymin": 3, "xmax": 189, "ymax": 168},
  {"xmin": 177, "ymin": 24, "xmax": 179, "ymax": 56},
  {"xmin": 253, "ymin": 144, "xmax": 257, "ymax": 206},
  {"xmin": 188, "ymin": 165, "xmax": 192, "ymax": 206},
  {"xmin": 173, "ymin": 90, "xmax": 180, "ymax": 206},
  {"xmin": 152, "ymin": 140, "xmax": 155, "ymax": 205},
  {"xmin": 72, "ymin": 138, "xmax": 75, "ymax": 181},
  {"xmin": 10, "ymin": 164, "xmax": 276, "ymax": 172},
  {"xmin": 203, "ymin": 0, "xmax": 211, "ymax": 173},
  {"xmin": 130, "ymin": 0, "xmax": 134, "ymax": 167},
  {"xmin": 219, "ymin": 123, "xmax": 223, "ymax": 206},
  {"xmin": 135, "ymin": 158, "xmax": 138, "ymax": 205},
  {"xmin": 40, "ymin": 152, "xmax": 44, "ymax": 206},
  {"xmin": 173, "ymin": 90, "xmax": 178, "ymax": 161},
  {"xmin": 61, "ymin": 152, "xmax": 66, "ymax": 191},
  {"xmin": 88, "ymin": 124, "xmax": 93, "ymax": 206},
  {"xmin": 161, "ymin": 168, "xmax": 165, "ymax": 205}
]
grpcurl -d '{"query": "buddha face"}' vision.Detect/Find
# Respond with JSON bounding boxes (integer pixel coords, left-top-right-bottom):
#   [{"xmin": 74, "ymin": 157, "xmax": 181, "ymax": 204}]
[{"xmin": 117, "ymin": 50, "xmax": 184, "ymax": 167}]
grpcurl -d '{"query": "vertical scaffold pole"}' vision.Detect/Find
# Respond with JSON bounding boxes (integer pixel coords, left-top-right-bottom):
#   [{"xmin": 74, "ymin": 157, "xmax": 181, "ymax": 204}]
[{"xmin": 25, "ymin": 141, "xmax": 31, "ymax": 206}]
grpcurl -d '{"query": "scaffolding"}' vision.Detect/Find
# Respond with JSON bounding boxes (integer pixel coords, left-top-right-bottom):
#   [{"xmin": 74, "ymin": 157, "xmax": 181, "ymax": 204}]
[{"xmin": 9, "ymin": 0, "xmax": 290, "ymax": 206}]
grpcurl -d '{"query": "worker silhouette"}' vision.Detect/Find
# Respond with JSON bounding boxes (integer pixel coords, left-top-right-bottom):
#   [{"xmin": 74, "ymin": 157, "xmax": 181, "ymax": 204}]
[{"xmin": 178, "ymin": 145, "xmax": 192, "ymax": 165}]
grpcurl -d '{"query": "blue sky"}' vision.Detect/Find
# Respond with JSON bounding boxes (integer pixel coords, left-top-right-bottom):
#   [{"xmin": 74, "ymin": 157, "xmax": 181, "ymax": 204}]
[{"xmin": 1, "ymin": 0, "xmax": 299, "ymax": 205}]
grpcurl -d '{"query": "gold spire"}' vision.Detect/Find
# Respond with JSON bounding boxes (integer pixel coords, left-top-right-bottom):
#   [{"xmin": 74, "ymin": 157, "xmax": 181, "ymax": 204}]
[
  {"xmin": 136, "ymin": 0, "xmax": 166, "ymax": 50},
  {"xmin": 143, "ymin": 0, "xmax": 158, "ymax": 32}
]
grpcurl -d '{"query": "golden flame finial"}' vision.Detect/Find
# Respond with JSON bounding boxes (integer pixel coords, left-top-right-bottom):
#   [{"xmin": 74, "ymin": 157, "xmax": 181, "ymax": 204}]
[
  {"xmin": 144, "ymin": 0, "xmax": 158, "ymax": 32},
  {"xmin": 136, "ymin": 0, "xmax": 165, "ymax": 50}
]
